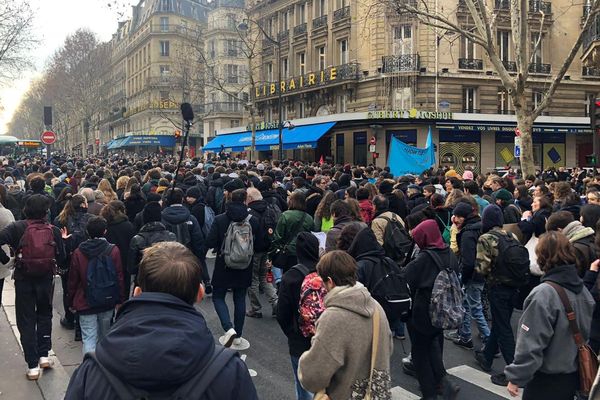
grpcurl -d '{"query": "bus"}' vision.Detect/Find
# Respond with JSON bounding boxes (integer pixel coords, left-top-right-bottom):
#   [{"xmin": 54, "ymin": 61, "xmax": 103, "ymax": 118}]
[{"xmin": 0, "ymin": 136, "xmax": 45, "ymax": 157}]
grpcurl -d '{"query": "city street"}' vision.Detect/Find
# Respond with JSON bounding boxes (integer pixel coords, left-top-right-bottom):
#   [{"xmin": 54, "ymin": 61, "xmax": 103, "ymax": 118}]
[{"xmin": 0, "ymin": 258, "xmax": 521, "ymax": 400}]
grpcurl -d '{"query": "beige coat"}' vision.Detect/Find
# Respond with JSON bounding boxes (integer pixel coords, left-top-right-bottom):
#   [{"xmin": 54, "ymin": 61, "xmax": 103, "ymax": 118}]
[{"xmin": 371, "ymin": 211, "xmax": 405, "ymax": 246}]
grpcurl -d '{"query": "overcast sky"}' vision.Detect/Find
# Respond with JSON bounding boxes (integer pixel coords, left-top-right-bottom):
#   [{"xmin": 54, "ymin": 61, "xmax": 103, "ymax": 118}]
[{"xmin": 0, "ymin": 0, "xmax": 131, "ymax": 136}]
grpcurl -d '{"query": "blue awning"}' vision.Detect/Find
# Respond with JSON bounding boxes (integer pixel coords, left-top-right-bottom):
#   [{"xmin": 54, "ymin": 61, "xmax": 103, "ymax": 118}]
[
  {"xmin": 108, "ymin": 135, "xmax": 176, "ymax": 150},
  {"xmin": 202, "ymin": 122, "xmax": 336, "ymax": 152}
]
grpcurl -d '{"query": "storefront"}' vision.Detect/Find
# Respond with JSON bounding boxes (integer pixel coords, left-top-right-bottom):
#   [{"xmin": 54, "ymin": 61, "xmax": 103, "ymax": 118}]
[
  {"xmin": 106, "ymin": 135, "xmax": 176, "ymax": 154},
  {"xmin": 437, "ymin": 130, "xmax": 481, "ymax": 174}
]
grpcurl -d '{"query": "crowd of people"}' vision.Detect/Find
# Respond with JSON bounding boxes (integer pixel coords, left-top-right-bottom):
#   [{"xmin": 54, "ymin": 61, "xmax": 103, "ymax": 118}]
[{"xmin": 0, "ymin": 153, "xmax": 600, "ymax": 399}]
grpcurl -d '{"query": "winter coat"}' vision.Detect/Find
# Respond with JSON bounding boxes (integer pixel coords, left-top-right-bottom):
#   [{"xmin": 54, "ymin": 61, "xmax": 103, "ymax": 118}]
[
  {"xmin": 142, "ymin": 179, "xmax": 160, "ymax": 196},
  {"xmin": 124, "ymin": 196, "xmax": 146, "ymax": 223},
  {"xmin": 105, "ymin": 215, "xmax": 135, "ymax": 278},
  {"xmin": 347, "ymin": 228, "xmax": 387, "ymax": 288},
  {"xmin": 358, "ymin": 199, "xmax": 375, "ymax": 225},
  {"xmin": 6, "ymin": 188, "xmax": 24, "ymax": 220},
  {"xmin": 325, "ymin": 216, "xmax": 367, "ymax": 253},
  {"xmin": 407, "ymin": 193, "xmax": 427, "ymax": 211},
  {"xmin": 305, "ymin": 191, "xmax": 322, "ymax": 218},
  {"xmin": 127, "ymin": 222, "xmax": 177, "ymax": 275},
  {"xmin": 562, "ymin": 221, "xmax": 597, "ymax": 276},
  {"xmin": 457, "ymin": 215, "xmax": 484, "ymax": 284},
  {"xmin": 405, "ymin": 247, "xmax": 459, "ymax": 334},
  {"xmin": 371, "ymin": 210, "xmax": 404, "ymax": 247},
  {"xmin": 262, "ymin": 189, "xmax": 288, "ymax": 213},
  {"xmin": 272, "ymin": 210, "xmax": 314, "ymax": 256},
  {"xmin": 203, "ymin": 202, "xmax": 258, "ymax": 289},
  {"xmin": 67, "ymin": 238, "xmax": 125, "ymax": 314},
  {"xmin": 504, "ymin": 265, "xmax": 594, "ymax": 387},
  {"xmin": 23, "ymin": 189, "xmax": 57, "ymax": 221},
  {"xmin": 188, "ymin": 200, "xmax": 207, "ymax": 233},
  {"xmin": 161, "ymin": 205, "xmax": 204, "ymax": 259},
  {"xmin": 518, "ymin": 206, "xmax": 552, "ymax": 242},
  {"xmin": 502, "ymin": 203, "xmax": 522, "ymax": 224},
  {"xmin": 64, "ymin": 292, "xmax": 258, "ymax": 400},
  {"xmin": 87, "ymin": 200, "xmax": 104, "ymax": 216},
  {"xmin": 386, "ymin": 193, "xmax": 407, "ymax": 220},
  {"xmin": 206, "ymin": 178, "xmax": 225, "ymax": 215},
  {"xmin": 298, "ymin": 283, "xmax": 392, "ymax": 400},
  {"xmin": 247, "ymin": 200, "xmax": 272, "ymax": 253},
  {"xmin": 0, "ymin": 205, "xmax": 15, "ymax": 280}
]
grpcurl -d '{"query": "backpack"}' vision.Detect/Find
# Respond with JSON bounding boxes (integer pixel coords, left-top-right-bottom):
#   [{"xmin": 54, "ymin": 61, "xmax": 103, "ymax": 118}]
[
  {"xmin": 16, "ymin": 220, "xmax": 57, "ymax": 278},
  {"xmin": 296, "ymin": 264, "xmax": 327, "ymax": 337},
  {"xmin": 488, "ymin": 230, "xmax": 530, "ymax": 287},
  {"xmin": 87, "ymin": 346, "xmax": 237, "ymax": 400},
  {"xmin": 259, "ymin": 203, "xmax": 282, "ymax": 245},
  {"xmin": 164, "ymin": 220, "xmax": 192, "ymax": 247},
  {"xmin": 424, "ymin": 250, "xmax": 465, "ymax": 330},
  {"xmin": 221, "ymin": 215, "xmax": 254, "ymax": 269},
  {"xmin": 202, "ymin": 205, "xmax": 215, "ymax": 239},
  {"xmin": 436, "ymin": 214, "xmax": 452, "ymax": 244},
  {"xmin": 368, "ymin": 257, "xmax": 412, "ymax": 323},
  {"xmin": 214, "ymin": 186, "xmax": 224, "ymax": 214},
  {"xmin": 377, "ymin": 216, "xmax": 413, "ymax": 264},
  {"xmin": 86, "ymin": 244, "xmax": 121, "ymax": 308},
  {"xmin": 67, "ymin": 213, "xmax": 93, "ymax": 255}
]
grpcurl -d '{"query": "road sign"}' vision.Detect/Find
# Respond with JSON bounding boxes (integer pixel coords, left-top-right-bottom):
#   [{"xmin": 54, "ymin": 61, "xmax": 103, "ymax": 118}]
[
  {"xmin": 514, "ymin": 136, "xmax": 521, "ymax": 157},
  {"xmin": 41, "ymin": 131, "xmax": 56, "ymax": 145},
  {"xmin": 369, "ymin": 144, "xmax": 376, "ymax": 153},
  {"xmin": 515, "ymin": 127, "xmax": 521, "ymax": 136},
  {"xmin": 95, "ymin": 139, "xmax": 100, "ymax": 145},
  {"xmin": 370, "ymin": 136, "xmax": 376, "ymax": 145}
]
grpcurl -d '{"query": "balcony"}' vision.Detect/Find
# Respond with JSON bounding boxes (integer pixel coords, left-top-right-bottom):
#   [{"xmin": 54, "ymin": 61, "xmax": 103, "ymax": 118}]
[
  {"xmin": 336, "ymin": 62, "xmax": 360, "ymax": 80},
  {"xmin": 502, "ymin": 60, "xmax": 517, "ymax": 72},
  {"xmin": 205, "ymin": 102, "xmax": 244, "ymax": 114},
  {"xmin": 458, "ymin": 0, "xmax": 481, "ymax": 11},
  {"xmin": 278, "ymin": 31, "xmax": 289, "ymax": 44},
  {"xmin": 529, "ymin": 0, "xmax": 552, "ymax": 14},
  {"xmin": 312, "ymin": 15, "xmax": 328, "ymax": 30},
  {"xmin": 458, "ymin": 58, "xmax": 483, "ymax": 70},
  {"xmin": 333, "ymin": 6, "xmax": 350, "ymax": 22},
  {"xmin": 146, "ymin": 76, "xmax": 177, "ymax": 86},
  {"xmin": 494, "ymin": 0, "xmax": 509, "ymax": 9},
  {"xmin": 528, "ymin": 62, "xmax": 551, "ymax": 74},
  {"xmin": 293, "ymin": 23, "xmax": 307, "ymax": 36},
  {"xmin": 583, "ymin": 66, "xmax": 600, "ymax": 77},
  {"xmin": 381, "ymin": 54, "xmax": 420, "ymax": 73},
  {"xmin": 462, "ymin": 108, "xmax": 481, "ymax": 113},
  {"xmin": 582, "ymin": 16, "xmax": 600, "ymax": 58}
]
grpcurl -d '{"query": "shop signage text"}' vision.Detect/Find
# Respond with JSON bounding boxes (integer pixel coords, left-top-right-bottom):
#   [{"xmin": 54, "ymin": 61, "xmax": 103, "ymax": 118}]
[
  {"xmin": 368, "ymin": 109, "xmax": 454, "ymax": 120},
  {"xmin": 255, "ymin": 66, "xmax": 339, "ymax": 99},
  {"xmin": 245, "ymin": 121, "xmax": 280, "ymax": 131},
  {"xmin": 18, "ymin": 141, "xmax": 41, "ymax": 147}
]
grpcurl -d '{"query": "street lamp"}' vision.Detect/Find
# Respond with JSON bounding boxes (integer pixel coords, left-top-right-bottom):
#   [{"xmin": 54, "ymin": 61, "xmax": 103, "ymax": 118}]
[{"xmin": 238, "ymin": 19, "xmax": 284, "ymax": 161}]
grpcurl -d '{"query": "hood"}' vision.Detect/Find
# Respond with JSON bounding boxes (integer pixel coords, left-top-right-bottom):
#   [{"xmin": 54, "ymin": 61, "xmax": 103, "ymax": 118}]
[
  {"xmin": 225, "ymin": 202, "xmax": 249, "ymax": 222},
  {"xmin": 347, "ymin": 227, "xmax": 385, "ymax": 260},
  {"xmin": 96, "ymin": 293, "xmax": 214, "ymax": 390},
  {"xmin": 209, "ymin": 178, "xmax": 224, "ymax": 188},
  {"xmin": 325, "ymin": 283, "xmax": 374, "ymax": 318},
  {"xmin": 412, "ymin": 219, "xmax": 446, "ymax": 249},
  {"xmin": 541, "ymin": 264, "xmax": 584, "ymax": 294},
  {"xmin": 161, "ymin": 205, "xmax": 191, "ymax": 224},
  {"xmin": 409, "ymin": 193, "xmax": 425, "ymax": 201},
  {"xmin": 482, "ymin": 204, "xmax": 504, "ymax": 233},
  {"xmin": 359, "ymin": 199, "xmax": 374, "ymax": 211},
  {"xmin": 562, "ymin": 221, "xmax": 595, "ymax": 242},
  {"xmin": 462, "ymin": 215, "xmax": 482, "ymax": 230},
  {"xmin": 140, "ymin": 221, "xmax": 168, "ymax": 233},
  {"xmin": 338, "ymin": 174, "xmax": 351, "ymax": 189},
  {"xmin": 248, "ymin": 199, "xmax": 268, "ymax": 214},
  {"xmin": 296, "ymin": 232, "xmax": 320, "ymax": 270},
  {"xmin": 79, "ymin": 238, "xmax": 110, "ymax": 258},
  {"xmin": 109, "ymin": 214, "xmax": 129, "ymax": 225}
]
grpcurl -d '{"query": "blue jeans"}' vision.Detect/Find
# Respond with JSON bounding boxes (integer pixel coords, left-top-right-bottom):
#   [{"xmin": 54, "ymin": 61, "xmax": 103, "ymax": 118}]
[
  {"xmin": 483, "ymin": 285, "xmax": 517, "ymax": 365},
  {"xmin": 290, "ymin": 355, "xmax": 313, "ymax": 400},
  {"xmin": 212, "ymin": 287, "xmax": 247, "ymax": 336},
  {"xmin": 459, "ymin": 282, "xmax": 490, "ymax": 341},
  {"xmin": 79, "ymin": 310, "xmax": 113, "ymax": 355},
  {"xmin": 272, "ymin": 267, "xmax": 283, "ymax": 284}
]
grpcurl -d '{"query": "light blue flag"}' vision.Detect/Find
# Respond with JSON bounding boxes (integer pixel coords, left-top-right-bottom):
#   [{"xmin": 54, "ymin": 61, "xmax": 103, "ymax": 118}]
[{"xmin": 388, "ymin": 127, "xmax": 435, "ymax": 177}]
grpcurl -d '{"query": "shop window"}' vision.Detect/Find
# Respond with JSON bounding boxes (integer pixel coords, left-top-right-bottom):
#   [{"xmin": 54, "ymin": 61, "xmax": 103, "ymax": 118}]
[
  {"xmin": 462, "ymin": 87, "xmax": 478, "ymax": 113},
  {"xmin": 354, "ymin": 132, "xmax": 367, "ymax": 166},
  {"xmin": 336, "ymin": 134, "xmax": 344, "ymax": 164}
]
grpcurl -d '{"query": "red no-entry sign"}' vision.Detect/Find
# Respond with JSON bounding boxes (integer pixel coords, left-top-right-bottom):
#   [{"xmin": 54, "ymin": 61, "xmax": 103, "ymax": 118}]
[{"xmin": 41, "ymin": 131, "xmax": 56, "ymax": 145}]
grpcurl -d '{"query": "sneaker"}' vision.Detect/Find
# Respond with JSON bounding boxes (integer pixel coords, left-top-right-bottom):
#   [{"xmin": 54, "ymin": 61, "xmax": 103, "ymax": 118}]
[
  {"xmin": 222, "ymin": 328, "xmax": 237, "ymax": 348},
  {"xmin": 60, "ymin": 317, "xmax": 74, "ymax": 330},
  {"xmin": 474, "ymin": 351, "xmax": 492, "ymax": 372},
  {"xmin": 444, "ymin": 331, "xmax": 460, "ymax": 341},
  {"xmin": 491, "ymin": 373, "xmax": 509, "ymax": 386},
  {"xmin": 394, "ymin": 334, "xmax": 406, "ymax": 340},
  {"xmin": 452, "ymin": 337, "xmax": 474, "ymax": 350},
  {"xmin": 233, "ymin": 337, "xmax": 242, "ymax": 347},
  {"xmin": 38, "ymin": 357, "xmax": 52, "ymax": 369},
  {"xmin": 246, "ymin": 310, "xmax": 263, "ymax": 318},
  {"xmin": 402, "ymin": 355, "xmax": 415, "ymax": 377},
  {"xmin": 26, "ymin": 367, "xmax": 41, "ymax": 380}
]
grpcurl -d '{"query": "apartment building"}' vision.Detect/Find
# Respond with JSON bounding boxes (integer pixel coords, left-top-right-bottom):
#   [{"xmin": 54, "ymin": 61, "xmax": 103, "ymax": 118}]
[{"xmin": 205, "ymin": 0, "xmax": 600, "ymax": 171}]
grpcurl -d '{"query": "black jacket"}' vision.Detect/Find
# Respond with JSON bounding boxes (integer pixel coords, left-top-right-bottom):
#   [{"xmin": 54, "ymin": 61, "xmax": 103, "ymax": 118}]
[
  {"xmin": 127, "ymin": 222, "xmax": 177, "ymax": 275},
  {"xmin": 456, "ymin": 215, "xmax": 484, "ymax": 284},
  {"xmin": 162, "ymin": 205, "xmax": 204, "ymax": 259},
  {"xmin": 502, "ymin": 203, "xmax": 522, "ymax": 224},
  {"xmin": 386, "ymin": 193, "xmax": 407, "ymax": 220},
  {"xmin": 23, "ymin": 190, "xmax": 57, "ymax": 221},
  {"xmin": 64, "ymin": 292, "xmax": 257, "ymax": 400},
  {"xmin": 518, "ymin": 206, "xmax": 551, "ymax": 242},
  {"xmin": 247, "ymin": 200, "xmax": 271, "ymax": 253},
  {"xmin": 188, "ymin": 200, "xmax": 207, "ymax": 233},
  {"xmin": 124, "ymin": 196, "xmax": 146, "ymax": 223},
  {"xmin": 262, "ymin": 189, "xmax": 288, "ymax": 212},
  {"xmin": 305, "ymin": 190, "xmax": 323, "ymax": 218},
  {"xmin": 105, "ymin": 215, "xmax": 135, "ymax": 277},
  {"xmin": 583, "ymin": 269, "xmax": 600, "ymax": 345},
  {"xmin": 407, "ymin": 193, "xmax": 427, "ymax": 212},
  {"xmin": 347, "ymin": 228, "xmax": 387, "ymax": 288},
  {"xmin": 203, "ymin": 202, "xmax": 258, "ymax": 288},
  {"xmin": 206, "ymin": 178, "xmax": 225, "ymax": 215}
]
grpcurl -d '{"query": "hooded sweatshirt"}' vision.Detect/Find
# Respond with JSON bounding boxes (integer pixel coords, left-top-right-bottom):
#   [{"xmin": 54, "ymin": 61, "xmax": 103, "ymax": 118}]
[
  {"xmin": 64, "ymin": 292, "xmax": 258, "ymax": 400},
  {"xmin": 347, "ymin": 228, "xmax": 386, "ymax": 287},
  {"xmin": 298, "ymin": 283, "xmax": 392, "ymax": 400},
  {"xmin": 161, "ymin": 204, "xmax": 203, "ymax": 258},
  {"xmin": 68, "ymin": 238, "xmax": 125, "ymax": 314},
  {"xmin": 505, "ymin": 265, "xmax": 594, "ymax": 386},
  {"xmin": 562, "ymin": 221, "xmax": 597, "ymax": 276}
]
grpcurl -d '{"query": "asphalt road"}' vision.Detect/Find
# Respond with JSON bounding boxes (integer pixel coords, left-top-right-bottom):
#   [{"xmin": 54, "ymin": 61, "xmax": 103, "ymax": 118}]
[{"xmin": 48, "ymin": 257, "xmax": 520, "ymax": 400}]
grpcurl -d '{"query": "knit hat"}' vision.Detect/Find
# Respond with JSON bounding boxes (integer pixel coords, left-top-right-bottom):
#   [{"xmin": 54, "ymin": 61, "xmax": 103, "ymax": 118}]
[
  {"xmin": 494, "ymin": 188, "xmax": 513, "ymax": 202},
  {"xmin": 482, "ymin": 204, "xmax": 504, "ymax": 233},
  {"xmin": 186, "ymin": 186, "xmax": 201, "ymax": 199},
  {"xmin": 224, "ymin": 178, "xmax": 245, "ymax": 192},
  {"xmin": 453, "ymin": 202, "xmax": 473, "ymax": 218},
  {"xmin": 462, "ymin": 170, "xmax": 474, "ymax": 181},
  {"xmin": 445, "ymin": 169, "xmax": 461, "ymax": 179},
  {"xmin": 143, "ymin": 202, "xmax": 162, "ymax": 223}
]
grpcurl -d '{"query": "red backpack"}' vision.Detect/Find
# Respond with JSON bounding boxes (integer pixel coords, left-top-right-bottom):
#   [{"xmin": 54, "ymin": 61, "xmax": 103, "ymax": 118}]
[
  {"xmin": 298, "ymin": 269, "xmax": 327, "ymax": 338},
  {"xmin": 16, "ymin": 221, "xmax": 57, "ymax": 278}
]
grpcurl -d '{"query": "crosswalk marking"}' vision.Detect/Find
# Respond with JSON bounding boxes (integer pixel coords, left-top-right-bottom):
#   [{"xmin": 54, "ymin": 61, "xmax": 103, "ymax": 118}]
[
  {"xmin": 447, "ymin": 365, "xmax": 522, "ymax": 399},
  {"xmin": 391, "ymin": 386, "xmax": 420, "ymax": 400}
]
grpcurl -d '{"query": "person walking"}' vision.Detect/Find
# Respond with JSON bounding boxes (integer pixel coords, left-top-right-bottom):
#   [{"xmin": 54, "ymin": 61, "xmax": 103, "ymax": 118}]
[
  {"xmin": 271, "ymin": 193, "xmax": 313, "ymax": 271},
  {"xmin": 0, "ymin": 185, "xmax": 15, "ymax": 302},
  {"xmin": 100, "ymin": 201, "xmax": 135, "ymax": 295}
]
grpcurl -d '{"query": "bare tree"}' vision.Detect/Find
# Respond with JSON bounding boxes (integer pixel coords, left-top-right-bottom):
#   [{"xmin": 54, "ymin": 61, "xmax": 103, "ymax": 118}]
[
  {"xmin": 389, "ymin": 0, "xmax": 600, "ymax": 175},
  {"xmin": 0, "ymin": 1, "xmax": 38, "ymax": 85}
]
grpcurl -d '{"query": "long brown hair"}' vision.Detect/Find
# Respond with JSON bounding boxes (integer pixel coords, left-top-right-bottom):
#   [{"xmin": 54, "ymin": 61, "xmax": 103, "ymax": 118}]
[
  {"xmin": 536, "ymin": 231, "xmax": 577, "ymax": 273},
  {"xmin": 57, "ymin": 194, "xmax": 87, "ymax": 226},
  {"xmin": 100, "ymin": 200, "xmax": 127, "ymax": 224},
  {"xmin": 315, "ymin": 191, "xmax": 336, "ymax": 219}
]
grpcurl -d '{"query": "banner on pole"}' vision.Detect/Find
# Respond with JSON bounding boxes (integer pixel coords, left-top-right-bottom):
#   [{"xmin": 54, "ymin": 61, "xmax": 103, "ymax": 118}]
[{"xmin": 388, "ymin": 127, "xmax": 435, "ymax": 177}]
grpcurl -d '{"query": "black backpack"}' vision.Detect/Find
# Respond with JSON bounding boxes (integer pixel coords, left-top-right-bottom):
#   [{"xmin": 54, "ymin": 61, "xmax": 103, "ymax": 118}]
[
  {"xmin": 368, "ymin": 257, "xmax": 412, "ymax": 323},
  {"xmin": 378, "ymin": 216, "xmax": 413, "ymax": 264},
  {"xmin": 488, "ymin": 231, "xmax": 530, "ymax": 287},
  {"xmin": 87, "ymin": 346, "xmax": 237, "ymax": 399},
  {"xmin": 86, "ymin": 244, "xmax": 120, "ymax": 309},
  {"xmin": 258, "ymin": 203, "xmax": 281, "ymax": 245},
  {"xmin": 163, "ymin": 220, "xmax": 192, "ymax": 247}
]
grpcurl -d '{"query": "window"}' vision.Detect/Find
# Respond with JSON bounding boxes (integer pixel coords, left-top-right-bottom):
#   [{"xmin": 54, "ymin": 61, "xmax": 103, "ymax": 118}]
[
  {"xmin": 393, "ymin": 25, "xmax": 412, "ymax": 55},
  {"xmin": 267, "ymin": 17, "xmax": 274, "ymax": 36},
  {"xmin": 461, "ymin": 35, "xmax": 476, "ymax": 59},
  {"xmin": 497, "ymin": 31, "xmax": 510, "ymax": 61},
  {"xmin": 319, "ymin": 0, "xmax": 327, "ymax": 16},
  {"xmin": 298, "ymin": 101, "xmax": 306, "ymax": 118},
  {"xmin": 353, "ymin": 132, "xmax": 367, "ymax": 166},
  {"xmin": 298, "ymin": 52, "xmax": 306, "ymax": 74},
  {"xmin": 498, "ymin": 88, "xmax": 511, "ymax": 114},
  {"xmin": 208, "ymin": 40, "xmax": 216, "ymax": 58},
  {"xmin": 160, "ymin": 41, "xmax": 170, "ymax": 56},
  {"xmin": 226, "ymin": 65, "xmax": 238, "ymax": 83},
  {"xmin": 337, "ymin": 93, "xmax": 348, "ymax": 113},
  {"xmin": 266, "ymin": 63, "xmax": 273, "ymax": 81},
  {"xmin": 160, "ymin": 65, "xmax": 170, "ymax": 75},
  {"xmin": 281, "ymin": 57, "xmax": 289, "ymax": 78},
  {"xmin": 298, "ymin": 3, "xmax": 306, "ymax": 24},
  {"xmin": 462, "ymin": 87, "xmax": 477, "ymax": 112},
  {"xmin": 160, "ymin": 17, "xmax": 169, "ymax": 32},
  {"xmin": 160, "ymin": 0, "xmax": 173, "ymax": 12},
  {"xmin": 231, "ymin": 120, "xmax": 240, "ymax": 128},
  {"xmin": 226, "ymin": 39, "xmax": 238, "ymax": 57},
  {"xmin": 393, "ymin": 87, "xmax": 412, "ymax": 109},
  {"xmin": 208, "ymin": 121, "xmax": 215, "ymax": 137},
  {"xmin": 585, "ymin": 93, "xmax": 595, "ymax": 117},
  {"xmin": 282, "ymin": 10, "xmax": 289, "ymax": 31},
  {"xmin": 337, "ymin": 0, "xmax": 348, "ymax": 8},
  {"xmin": 339, "ymin": 39, "xmax": 348, "ymax": 64},
  {"xmin": 318, "ymin": 46, "xmax": 326, "ymax": 70},
  {"xmin": 226, "ymin": 14, "xmax": 237, "ymax": 29},
  {"xmin": 531, "ymin": 33, "xmax": 543, "ymax": 64},
  {"xmin": 532, "ymin": 91, "xmax": 544, "ymax": 110}
]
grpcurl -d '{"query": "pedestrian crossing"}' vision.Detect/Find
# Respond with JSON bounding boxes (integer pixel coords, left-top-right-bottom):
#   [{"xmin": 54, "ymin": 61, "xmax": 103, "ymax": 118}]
[{"xmin": 391, "ymin": 365, "xmax": 522, "ymax": 400}]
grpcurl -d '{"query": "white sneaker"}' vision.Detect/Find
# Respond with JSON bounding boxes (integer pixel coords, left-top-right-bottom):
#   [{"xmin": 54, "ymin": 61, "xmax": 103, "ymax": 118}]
[
  {"xmin": 39, "ymin": 357, "xmax": 53, "ymax": 369},
  {"xmin": 233, "ymin": 337, "xmax": 242, "ymax": 347},
  {"xmin": 223, "ymin": 328, "xmax": 237, "ymax": 348},
  {"xmin": 26, "ymin": 367, "xmax": 41, "ymax": 380}
]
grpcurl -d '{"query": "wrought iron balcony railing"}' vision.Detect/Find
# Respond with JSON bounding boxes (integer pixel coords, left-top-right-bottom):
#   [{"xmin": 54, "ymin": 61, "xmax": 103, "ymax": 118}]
[
  {"xmin": 529, "ymin": 0, "xmax": 552, "ymax": 14},
  {"xmin": 312, "ymin": 15, "xmax": 328, "ymax": 30},
  {"xmin": 333, "ymin": 6, "xmax": 350, "ymax": 21},
  {"xmin": 502, "ymin": 60, "xmax": 517, "ymax": 72},
  {"xmin": 382, "ymin": 54, "xmax": 420, "ymax": 73},
  {"xmin": 293, "ymin": 23, "xmax": 307, "ymax": 36},
  {"xmin": 459, "ymin": 58, "xmax": 483, "ymax": 70},
  {"xmin": 528, "ymin": 62, "xmax": 551, "ymax": 74}
]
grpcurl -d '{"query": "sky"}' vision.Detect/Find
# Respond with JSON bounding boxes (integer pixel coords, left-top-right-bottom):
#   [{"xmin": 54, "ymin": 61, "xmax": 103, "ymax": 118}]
[{"xmin": 0, "ymin": 0, "xmax": 132, "ymax": 136}]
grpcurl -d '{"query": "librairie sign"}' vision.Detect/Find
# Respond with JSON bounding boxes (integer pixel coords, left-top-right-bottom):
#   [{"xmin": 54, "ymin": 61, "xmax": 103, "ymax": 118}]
[
  {"xmin": 368, "ymin": 109, "xmax": 454, "ymax": 120},
  {"xmin": 255, "ymin": 66, "xmax": 340, "ymax": 99}
]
